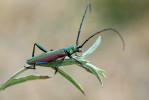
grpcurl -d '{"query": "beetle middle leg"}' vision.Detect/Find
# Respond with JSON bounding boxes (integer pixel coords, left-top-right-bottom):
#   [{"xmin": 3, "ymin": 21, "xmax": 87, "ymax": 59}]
[{"xmin": 55, "ymin": 56, "xmax": 66, "ymax": 74}]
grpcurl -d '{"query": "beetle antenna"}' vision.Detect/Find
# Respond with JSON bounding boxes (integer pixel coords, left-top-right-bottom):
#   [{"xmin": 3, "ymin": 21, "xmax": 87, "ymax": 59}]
[
  {"xmin": 76, "ymin": 2, "xmax": 91, "ymax": 47},
  {"xmin": 78, "ymin": 28, "xmax": 125, "ymax": 50}
]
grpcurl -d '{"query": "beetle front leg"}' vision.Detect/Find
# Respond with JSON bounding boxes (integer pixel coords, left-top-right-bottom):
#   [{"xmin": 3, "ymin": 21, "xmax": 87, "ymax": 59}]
[{"xmin": 69, "ymin": 56, "xmax": 85, "ymax": 67}]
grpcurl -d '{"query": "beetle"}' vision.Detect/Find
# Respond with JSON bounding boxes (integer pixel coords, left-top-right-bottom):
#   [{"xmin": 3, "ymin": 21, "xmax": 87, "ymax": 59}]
[{"xmin": 25, "ymin": 3, "xmax": 125, "ymax": 74}]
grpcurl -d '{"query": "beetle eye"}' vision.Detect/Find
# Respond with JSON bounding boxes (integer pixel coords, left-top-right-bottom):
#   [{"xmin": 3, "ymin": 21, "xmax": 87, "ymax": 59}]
[
  {"xmin": 68, "ymin": 49, "xmax": 73, "ymax": 54},
  {"xmin": 67, "ymin": 50, "xmax": 71, "ymax": 54}
]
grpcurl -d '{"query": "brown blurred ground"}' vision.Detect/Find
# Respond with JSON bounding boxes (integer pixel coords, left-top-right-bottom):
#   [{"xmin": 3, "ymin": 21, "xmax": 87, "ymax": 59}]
[{"xmin": 0, "ymin": 0, "xmax": 149, "ymax": 100}]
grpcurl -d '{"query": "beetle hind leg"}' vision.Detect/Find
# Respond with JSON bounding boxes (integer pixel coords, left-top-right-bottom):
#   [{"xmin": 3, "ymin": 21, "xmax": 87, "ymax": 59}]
[
  {"xmin": 32, "ymin": 43, "xmax": 48, "ymax": 57},
  {"xmin": 24, "ymin": 64, "xmax": 36, "ymax": 69},
  {"xmin": 30, "ymin": 43, "xmax": 48, "ymax": 70}
]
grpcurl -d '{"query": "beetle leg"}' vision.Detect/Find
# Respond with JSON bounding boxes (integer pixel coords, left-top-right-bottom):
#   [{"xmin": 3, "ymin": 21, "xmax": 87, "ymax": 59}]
[
  {"xmin": 69, "ymin": 56, "xmax": 85, "ymax": 67},
  {"xmin": 55, "ymin": 57, "xmax": 65, "ymax": 74},
  {"xmin": 24, "ymin": 65, "xmax": 36, "ymax": 69},
  {"xmin": 33, "ymin": 62, "xmax": 49, "ymax": 69},
  {"xmin": 32, "ymin": 43, "xmax": 48, "ymax": 57},
  {"xmin": 31, "ymin": 43, "xmax": 48, "ymax": 70},
  {"xmin": 25, "ymin": 62, "xmax": 49, "ymax": 70},
  {"xmin": 36, "ymin": 62, "xmax": 49, "ymax": 64},
  {"xmin": 50, "ymin": 49, "xmax": 55, "ymax": 51}
]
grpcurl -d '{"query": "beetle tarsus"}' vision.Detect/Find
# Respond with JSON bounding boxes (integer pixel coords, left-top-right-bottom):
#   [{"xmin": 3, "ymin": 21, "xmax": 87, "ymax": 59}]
[
  {"xmin": 33, "ymin": 64, "xmax": 36, "ymax": 70},
  {"xmin": 24, "ymin": 66, "xmax": 29, "ymax": 69},
  {"xmin": 55, "ymin": 68, "xmax": 58, "ymax": 74},
  {"xmin": 24, "ymin": 65, "xmax": 36, "ymax": 70},
  {"xmin": 50, "ymin": 49, "xmax": 55, "ymax": 51}
]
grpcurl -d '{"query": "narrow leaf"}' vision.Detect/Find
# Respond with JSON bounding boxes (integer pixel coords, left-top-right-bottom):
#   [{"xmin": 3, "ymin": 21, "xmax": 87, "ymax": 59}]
[
  {"xmin": 5, "ymin": 75, "xmax": 50, "ymax": 89},
  {"xmin": 56, "ymin": 68, "xmax": 84, "ymax": 94},
  {"xmin": 84, "ymin": 64, "xmax": 103, "ymax": 86},
  {"xmin": 82, "ymin": 36, "xmax": 101, "ymax": 58},
  {"xmin": 86, "ymin": 63, "xmax": 106, "ymax": 78}
]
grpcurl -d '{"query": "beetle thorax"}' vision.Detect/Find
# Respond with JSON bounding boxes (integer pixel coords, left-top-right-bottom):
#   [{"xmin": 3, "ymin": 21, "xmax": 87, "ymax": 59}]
[{"xmin": 64, "ymin": 45, "xmax": 81, "ymax": 56}]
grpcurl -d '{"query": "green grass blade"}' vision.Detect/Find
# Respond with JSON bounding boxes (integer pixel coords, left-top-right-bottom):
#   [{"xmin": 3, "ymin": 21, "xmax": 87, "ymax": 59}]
[
  {"xmin": 82, "ymin": 36, "xmax": 101, "ymax": 58},
  {"xmin": 86, "ymin": 63, "xmax": 106, "ymax": 78},
  {"xmin": 84, "ymin": 64, "xmax": 103, "ymax": 86},
  {"xmin": 4, "ymin": 75, "xmax": 50, "ymax": 89},
  {"xmin": 57, "ymin": 68, "xmax": 84, "ymax": 94}
]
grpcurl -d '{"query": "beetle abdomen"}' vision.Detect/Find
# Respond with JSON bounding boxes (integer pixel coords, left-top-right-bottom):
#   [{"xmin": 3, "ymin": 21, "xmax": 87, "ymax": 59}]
[{"xmin": 27, "ymin": 48, "xmax": 65, "ymax": 65}]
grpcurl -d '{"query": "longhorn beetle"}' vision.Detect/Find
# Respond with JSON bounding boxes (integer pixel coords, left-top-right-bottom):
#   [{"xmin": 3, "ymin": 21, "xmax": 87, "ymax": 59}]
[{"xmin": 25, "ymin": 3, "xmax": 125, "ymax": 74}]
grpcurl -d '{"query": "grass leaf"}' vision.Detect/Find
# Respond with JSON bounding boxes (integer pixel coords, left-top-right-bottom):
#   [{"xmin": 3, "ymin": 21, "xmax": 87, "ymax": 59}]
[
  {"xmin": 4, "ymin": 75, "xmax": 50, "ymax": 89},
  {"xmin": 84, "ymin": 64, "xmax": 103, "ymax": 86},
  {"xmin": 56, "ymin": 68, "xmax": 84, "ymax": 94}
]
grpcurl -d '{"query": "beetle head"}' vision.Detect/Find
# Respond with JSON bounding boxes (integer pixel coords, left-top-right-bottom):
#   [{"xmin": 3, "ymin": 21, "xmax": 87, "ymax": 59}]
[{"xmin": 64, "ymin": 45, "xmax": 82, "ymax": 56}]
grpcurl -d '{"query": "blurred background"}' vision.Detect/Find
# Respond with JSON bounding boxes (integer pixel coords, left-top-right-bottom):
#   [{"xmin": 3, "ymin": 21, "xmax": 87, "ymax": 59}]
[{"xmin": 0, "ymin": 0, "xmax": 149, "ymax": 100}]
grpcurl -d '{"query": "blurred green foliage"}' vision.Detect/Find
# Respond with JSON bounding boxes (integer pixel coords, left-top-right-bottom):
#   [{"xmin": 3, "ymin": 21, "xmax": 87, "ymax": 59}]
[{"xmin": 94, "ymin": 0, "xmax": 149, "ymax": 25}]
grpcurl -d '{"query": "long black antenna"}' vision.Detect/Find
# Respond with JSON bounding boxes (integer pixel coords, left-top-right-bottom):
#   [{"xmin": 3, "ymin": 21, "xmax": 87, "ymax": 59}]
[
  {"xmin": 76, "ymin": 2, "xmax": 91, "ymax": 47},
  {"xmin": 78, "ymin": 28, "xmax": 125, "ymax": 50}
]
